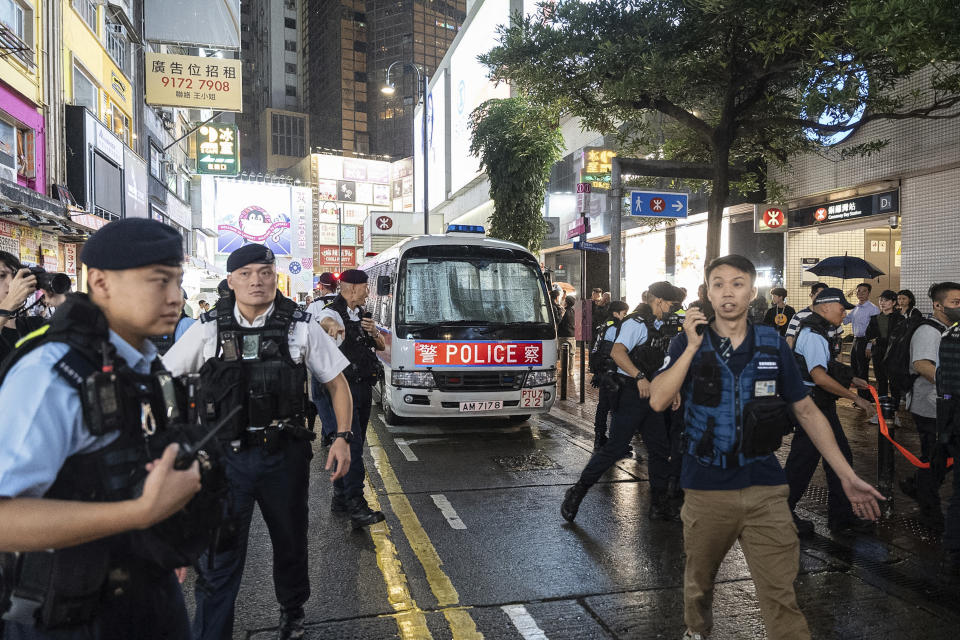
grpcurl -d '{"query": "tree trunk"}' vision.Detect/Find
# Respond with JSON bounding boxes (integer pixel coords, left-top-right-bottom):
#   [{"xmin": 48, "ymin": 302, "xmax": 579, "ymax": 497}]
[{"xmin": 704, "ymin": 144, "xmax": 730, "ymax": 271}]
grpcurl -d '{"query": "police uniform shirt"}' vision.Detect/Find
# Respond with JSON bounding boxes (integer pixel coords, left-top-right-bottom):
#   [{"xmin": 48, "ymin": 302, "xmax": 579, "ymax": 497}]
[
  {"xmin": 613, "ymin": 316, "xmax": 659, "ymax": 376},
  {"xmin": 162, "ymin": 302, "xmax": 349, "ymax": 384},
  {"xmin": 175, "ymin": 315, "xmax": 196, "ymax": 341},
  {"xmin": 794, "ymin": 326, "xmax": 832, "ymax": 388},
  {"xmin": 314, "ymin": 304, "xmax": 363, "ymax": 349},
  {"xmin": 0, "ymin": 332, "xmax": 158, "ymax": 498},
  {"xmin": 656, "ymin": 328, "xmax": 808, "ymax": 491},
  {"xmin": 786, "ymin": 307, "xmax": 838, "ymax": 342}
]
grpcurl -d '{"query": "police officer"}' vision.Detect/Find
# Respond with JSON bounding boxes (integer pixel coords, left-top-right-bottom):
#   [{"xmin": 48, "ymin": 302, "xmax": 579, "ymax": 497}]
[
  {"xmin": 590, "ymin": 300, "xmax": 631, "ymax": 451},
  {"xmin": 0, "ymin": 219, "xmax": 206, "ymax": 639},
  {"xmin": 163, "ymin": 243, "xmax": 355, "ymax": 640},
  {"xmin": 149, "ymin": 290, "xmax": 196, "ymax": 355},
  {"xmin": 936, "ymin": 294, "xmax": 960, "ymax": 578},
  {"xmin": 562, "ymin": 281, "xmax": 683, "ymax": 522},
  {"xmin": 306, "ymin": 272, "xmax": 341, "ymax": 434},
  {"xmin": 785, "ymin": 287, "xmax": 877, "ymax": 537},
  {"xmin": 313, "ymin": 269, "xmax": 387, "ymax": 528},
  {"xmin": 649, "ymin": 255, "xmax": 883, "ymax": 640}
]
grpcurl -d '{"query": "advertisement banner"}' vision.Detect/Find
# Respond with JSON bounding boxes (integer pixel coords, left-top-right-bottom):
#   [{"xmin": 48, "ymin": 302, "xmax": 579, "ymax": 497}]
[
  {"xmin": 0, "ymin": 220, "xmax": 18, "ymax": 256},
  {"xmin": 413, "ymin": 341, "xmax": 544, "ymax": 367},
  {"xmin": 64, "ymin": 243, "xmax": 77, "ymax": 276},
  {"xmin": 289, "ymin": 186, "xmax": 313, "ymax": 292},
  {"xmin": 215, "ymin": 180, "xmax": 293, "ymax": 255},
  {"xmin": 317, "ymin": 245, "xmax": 357, "ymax": 269},
  {"xmin": 316, "ymin": 179, "xmax": 337, "ymax": 201},
  {"xmin": 145, "ymin": 53, "xmax": 243, "ymax": 111},
  {"xmin": 145, "ymin": 0, "xmax": 241, "ymax": 49}
]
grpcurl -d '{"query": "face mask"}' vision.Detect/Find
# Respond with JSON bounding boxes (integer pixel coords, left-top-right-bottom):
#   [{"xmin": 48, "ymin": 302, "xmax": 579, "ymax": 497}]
[{"xmin": 943, "ymin": 306, "xmax": 960, "ymax": 324}]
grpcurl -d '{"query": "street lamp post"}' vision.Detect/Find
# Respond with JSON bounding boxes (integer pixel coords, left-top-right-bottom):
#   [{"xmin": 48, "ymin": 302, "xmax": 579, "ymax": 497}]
[{"xmin": 381, "ymin": 61, "xmax": 429, "ymax": 235}]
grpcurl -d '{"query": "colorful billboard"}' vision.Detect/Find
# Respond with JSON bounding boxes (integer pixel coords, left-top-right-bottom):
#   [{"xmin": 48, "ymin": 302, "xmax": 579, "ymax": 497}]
[{"xmin": 215, "ymin": 180, "xmax": 293, "ymax": 255}]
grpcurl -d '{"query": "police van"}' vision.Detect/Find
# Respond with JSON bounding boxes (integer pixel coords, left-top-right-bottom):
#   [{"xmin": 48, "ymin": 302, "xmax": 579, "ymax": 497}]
[{"xmin": 360, "ymin": 225, "xmax": 558, "ymax": 423}]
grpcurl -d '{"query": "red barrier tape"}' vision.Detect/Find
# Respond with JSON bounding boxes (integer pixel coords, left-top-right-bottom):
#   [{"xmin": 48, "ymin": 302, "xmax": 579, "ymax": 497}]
[{"xmin": 868, "ymin": 385, "xmax": 954, "ymax": 470}]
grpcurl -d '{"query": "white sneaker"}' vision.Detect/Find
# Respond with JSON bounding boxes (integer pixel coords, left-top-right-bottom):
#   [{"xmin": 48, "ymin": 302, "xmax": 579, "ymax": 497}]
[
  {"xmin": 868, "ymin": 414, "xmax": 879, "ymax": 425},
  {"xmin": 683, "ymin": 632, "xmax": 706, "ymax": 640}
]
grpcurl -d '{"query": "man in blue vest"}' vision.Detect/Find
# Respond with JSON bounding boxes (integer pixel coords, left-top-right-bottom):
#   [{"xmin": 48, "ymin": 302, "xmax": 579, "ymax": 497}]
[{"xmin": 650, "ymin": 255, "xmax": 883, "ymax": 640}]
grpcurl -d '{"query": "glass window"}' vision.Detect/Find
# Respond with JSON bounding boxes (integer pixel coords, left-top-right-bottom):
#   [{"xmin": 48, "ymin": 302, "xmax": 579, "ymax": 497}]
[
  {"xmin": 284, "ymin": 17, "xmax": 296, "ymax": 29},
  {"xmin": 285, "ymin": 62, "xmax": 297, "ymax": 74},
  {"xmin": 72, "ymin": 64, "xmax": 98, "ymax": 112},
  {"xmin": 285, "ymin": 40, "xmax": 297, "ymax": 52},
  {"xmin": 400, "ymin": 258, "xmax": 551, "ymax": 325},
  {"xmin": 0, "ymin": 0, "xmax": 24, "ymax": 40},
  {"xmin": 285, "ymin": 84, "xmax": 297, "ymax": 97}
]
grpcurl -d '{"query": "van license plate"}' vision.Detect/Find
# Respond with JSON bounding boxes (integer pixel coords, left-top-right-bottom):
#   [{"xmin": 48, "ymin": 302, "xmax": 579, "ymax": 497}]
[{"xmin": 459, "ymin": 401, "xmax": 503, "ymax": 412}]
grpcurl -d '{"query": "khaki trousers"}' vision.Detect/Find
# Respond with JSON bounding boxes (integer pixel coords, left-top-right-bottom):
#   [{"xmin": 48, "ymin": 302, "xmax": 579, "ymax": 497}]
[{"xmin": 681, "ymin": 484, "xmax": 810, "ymax": 640}]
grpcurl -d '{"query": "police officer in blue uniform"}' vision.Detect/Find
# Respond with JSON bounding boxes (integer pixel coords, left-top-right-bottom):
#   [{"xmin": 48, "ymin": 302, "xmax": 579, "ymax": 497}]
[
  {"xmin": 0, "ymin": 219, "xmax": 207, "ymax": 639},
  {"xmin": 786, "ymin": 287, "xmax": 877, "ymax": 536},
  {"xmin": 163, "ymin": 244, "xmax": 355, "ymax": 640},
  {"xmin": 649, "ymin": 255, "xmax": 883, "ymax": 640},
  {"xmin": 590, "ymin": 300, "xmax": 631, "ymax": 451},
  {"xmin": 314, "ymin": 269, "xmax": 387, "ymax": 528},
  {"xmin": 149, "ymin": 290, "xmax": 196, "ymax": 355},
  {"xmin": 562, "ymin": 281, "xmax": 684, "ymax": 522}
]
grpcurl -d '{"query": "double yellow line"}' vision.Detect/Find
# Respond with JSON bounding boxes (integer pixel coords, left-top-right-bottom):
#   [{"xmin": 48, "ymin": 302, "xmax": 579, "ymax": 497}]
[{"xmin": 365, "ymin": 427, "xmax": 483, "ymax": 640}]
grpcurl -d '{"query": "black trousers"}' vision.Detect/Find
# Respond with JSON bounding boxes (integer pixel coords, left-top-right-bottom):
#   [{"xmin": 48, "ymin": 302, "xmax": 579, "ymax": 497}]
[
  {"xmin": 580, "ymin": 380, "xmax": 671, "ymax": 491},
  {"xmin": 593, "ymin": 385, "xmax": 614, "ymax": 437},
  {"xmin": 335, "ymin": 381, "xmax": 374, "ymax": 499},
  {"xmin": 912, "ymin": 413, "xmax": 948, "ymax": 513},
  {"xmin": 943, "ymin": 439, "xmax": 960, "ymax": 553},
  {"xmin": 871, "ymin": 338, "xmax": 896, "ymax": 401},
  {"xmin": 785, "ymin": 399, "xmax": 856, "ymax": 524},
  {"xmin": 852, "ymin": 337, "xmax": 871, "ymax": 400}
]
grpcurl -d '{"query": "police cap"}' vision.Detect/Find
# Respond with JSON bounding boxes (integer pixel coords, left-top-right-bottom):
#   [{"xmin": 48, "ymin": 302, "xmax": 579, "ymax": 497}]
[
  {"xmin": 317, "ymin": 272, "xmax": 337, "ymax": 286},
  {"xmin": 227, "ymin": 243, "xmax": 275, "ymax": 272},
  {"xmin": 339, "ymin": 269, "xmax": 368, "ymax": 284},
  {"xmin": 813, "ymin": 287, "xmax": 855, "ymax": 310},
  {"xmin": 647, "ymin": 281, "xmax": 684, "ymax": 303},
  {"xmin": 80, "ymin": 218, "xmax": 183, "ymax": 270}
]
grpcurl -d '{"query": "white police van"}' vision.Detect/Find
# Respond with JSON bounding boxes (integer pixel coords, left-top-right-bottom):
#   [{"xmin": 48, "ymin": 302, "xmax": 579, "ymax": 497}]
[{"xmin": 360, "ymin": 225, "xmax": 558, "ymax": 423}]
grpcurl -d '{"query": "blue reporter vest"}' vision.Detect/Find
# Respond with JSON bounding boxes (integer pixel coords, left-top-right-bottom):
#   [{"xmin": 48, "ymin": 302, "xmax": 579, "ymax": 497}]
[{"xmin": 683, "ymin": 324, "xmax": 784, "ymax": 468}]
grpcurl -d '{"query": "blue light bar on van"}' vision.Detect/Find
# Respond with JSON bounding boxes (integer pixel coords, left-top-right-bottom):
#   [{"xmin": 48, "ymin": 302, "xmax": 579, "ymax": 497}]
[{"xmin": 447, "ymin": 224, "xmax": 485, "ymax": 234}]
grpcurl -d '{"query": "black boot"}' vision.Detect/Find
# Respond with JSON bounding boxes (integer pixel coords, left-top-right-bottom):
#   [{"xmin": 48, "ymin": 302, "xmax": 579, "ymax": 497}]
[
  {"xmin": 648, "ymin": 490, "xmax": 673, "ymax": 521},
  {"xmin": 561, "ymin": 482, "xmax": 589, "ymax": 522},
  {"xmin": 347, "ymin": 495, "xmax": 386, "ymax": 529},
  {"xmin": 593, "ymin": 433, "xmax": 608, "ymax": 451},
  {"xmin": 666, "ymin": 477, "xmax": 684, "ymax": 522},
  {"xmin": 277, "ymin": 608, "xmax": 305, "ymax": 640},
  {"xmin": 331, "ymin": 487, "xmax": 348, "ymax": 514}
]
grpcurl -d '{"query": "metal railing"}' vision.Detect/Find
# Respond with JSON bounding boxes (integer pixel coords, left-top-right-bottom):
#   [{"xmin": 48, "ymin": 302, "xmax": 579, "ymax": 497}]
[{"xmin": 73, "ymin": 0, "xmax": 97, "ymax": 32}]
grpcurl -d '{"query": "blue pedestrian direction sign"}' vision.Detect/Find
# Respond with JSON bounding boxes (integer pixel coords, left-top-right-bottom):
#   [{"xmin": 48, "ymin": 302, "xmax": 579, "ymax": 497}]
[
  {"xmin": 573, "ymin": 240, "xmax": 608, "ymax": 253},
  {"xmin": 629, "ymin": 190, "xmax": 688, "ymax": 218}
]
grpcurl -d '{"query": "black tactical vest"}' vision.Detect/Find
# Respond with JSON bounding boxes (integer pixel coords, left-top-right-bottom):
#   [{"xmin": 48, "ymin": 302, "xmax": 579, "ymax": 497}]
[
  {"xmin": 626, "ymin": 313, "xmax": 674, "ymax": 379},
  {"xmin": 938, "ymin": 324, "xmax": 960, "ymax": 396},
  {"xmin": 793, "ymin": 311, "xmax": 853, "ymax": 403},
  {"xmin": 0, "ymin": 294, "xmax": 227, "ymax": 631},
  {"xmin": 325, "ymin": 295, "xmax": 383, "ymax": 385},
  {"xmin": 197, "ymin": 291, "xmax": 311, "ymax": 440}
]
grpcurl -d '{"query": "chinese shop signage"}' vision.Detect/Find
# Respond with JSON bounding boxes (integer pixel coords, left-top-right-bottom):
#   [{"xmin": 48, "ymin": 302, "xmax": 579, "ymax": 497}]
[{"xmin": 195, "ymin": 124, "xmax": 239, "ymax": 175}]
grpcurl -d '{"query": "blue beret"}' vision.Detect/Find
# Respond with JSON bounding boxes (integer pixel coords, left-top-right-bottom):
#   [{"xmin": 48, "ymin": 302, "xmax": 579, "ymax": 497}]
[
  {"xmin": 227, "ymin": 243, "xmax": 275, "ymax": 272},
  {"xmin": 339, "ymin": 269, "xmax": 367, "ymax": 284},
  {"xmin": 80, "ymin": 218, "xmax": 183, "ymax": 269}
]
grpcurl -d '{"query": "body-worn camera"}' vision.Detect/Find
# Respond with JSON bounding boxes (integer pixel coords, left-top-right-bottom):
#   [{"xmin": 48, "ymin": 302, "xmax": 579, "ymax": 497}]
[{"xmin": 28, "ymin": 266, "xmax": 71, "ymax": 294}]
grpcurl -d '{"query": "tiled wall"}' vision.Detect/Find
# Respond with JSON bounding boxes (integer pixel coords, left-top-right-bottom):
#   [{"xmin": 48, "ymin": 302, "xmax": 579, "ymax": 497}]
[{"xmin": 901, "ymin": 167, "xmax": 960, "ymax": 315}]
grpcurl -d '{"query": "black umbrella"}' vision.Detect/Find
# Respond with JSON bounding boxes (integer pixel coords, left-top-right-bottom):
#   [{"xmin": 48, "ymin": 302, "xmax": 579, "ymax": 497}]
[{"xmin": 805, "ymin": 255, "xmax": 885, "ymax": 280}]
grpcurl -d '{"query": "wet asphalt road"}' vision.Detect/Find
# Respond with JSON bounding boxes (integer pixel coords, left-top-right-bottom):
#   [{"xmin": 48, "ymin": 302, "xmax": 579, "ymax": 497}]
[{"xmin": 183, "ymin": 396, "xmax": 960, "ymax": 640}]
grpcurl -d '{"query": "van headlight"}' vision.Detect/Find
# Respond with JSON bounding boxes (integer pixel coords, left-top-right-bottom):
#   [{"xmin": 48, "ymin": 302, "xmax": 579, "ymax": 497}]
[
  {"xmin": 391, "ymin": 370, "xmax": 436, "ymax": 388},
  {"xmin": 524, "ymin": 368, "xmax": 556, "ymax": 387}
]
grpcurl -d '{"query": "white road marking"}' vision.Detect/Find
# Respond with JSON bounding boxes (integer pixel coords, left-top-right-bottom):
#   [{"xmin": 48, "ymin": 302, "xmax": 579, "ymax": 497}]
[
  {"xmin": 501, "ymin": 604, "xmax": 549, "ymax": 639},
  {"xmin": 393, "ymin": 437, "xmax": 419, "ymax": 461},
  {"xmin": 430, "ymin": 494, "xmax": 467, "ymax": 530}
]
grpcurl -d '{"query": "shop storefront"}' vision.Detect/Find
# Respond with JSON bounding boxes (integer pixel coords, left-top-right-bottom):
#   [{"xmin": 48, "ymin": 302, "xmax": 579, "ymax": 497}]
[{"xmin": 0, "ymin": 80, "xmax": 46, "ymax": 194}]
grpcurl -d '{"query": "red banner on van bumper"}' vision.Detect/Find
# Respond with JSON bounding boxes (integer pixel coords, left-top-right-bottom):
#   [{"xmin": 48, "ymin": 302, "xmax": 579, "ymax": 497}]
[{"xmin": 414, "ymin": 341, "xmax": 544, "ymax": 367}]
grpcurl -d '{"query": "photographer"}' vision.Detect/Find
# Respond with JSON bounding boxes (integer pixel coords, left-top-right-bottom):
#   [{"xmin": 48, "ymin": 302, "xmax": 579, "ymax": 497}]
[{"xmin": 0, "ymin": 251, "xmax": 41, "ymax": 362}]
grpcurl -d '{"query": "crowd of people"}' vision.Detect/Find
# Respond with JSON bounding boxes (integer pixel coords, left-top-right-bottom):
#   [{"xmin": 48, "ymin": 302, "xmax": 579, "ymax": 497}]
[{"xmin": 575, "ymin": 267, "xmax": 960, "ymax": 639}]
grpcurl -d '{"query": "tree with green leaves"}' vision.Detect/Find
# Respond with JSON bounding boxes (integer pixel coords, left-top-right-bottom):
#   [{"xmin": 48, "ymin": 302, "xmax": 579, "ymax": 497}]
[
  {"xmin": 469, "ymin": 96, "xmax": 565, "ymax": 251},
  {"xmin": 482, "ymin": 0, "xmax": 960, "ymax": 266}
]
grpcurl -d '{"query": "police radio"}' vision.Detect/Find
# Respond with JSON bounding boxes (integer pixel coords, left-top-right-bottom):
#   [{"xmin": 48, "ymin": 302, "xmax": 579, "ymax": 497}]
[{"xmin": 83, "ymin": 346, "xmax": 124, "ymax": 436}]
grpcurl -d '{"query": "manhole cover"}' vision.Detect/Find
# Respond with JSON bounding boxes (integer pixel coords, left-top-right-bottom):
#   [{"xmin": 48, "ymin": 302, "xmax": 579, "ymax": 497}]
[{"xmin": 493, "ymin": 450, "xmax": 560, "ymax": 471}]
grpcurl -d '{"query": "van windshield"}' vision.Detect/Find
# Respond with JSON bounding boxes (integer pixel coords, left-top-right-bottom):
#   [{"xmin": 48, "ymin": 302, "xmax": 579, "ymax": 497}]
[{"xmin": 400, "ymin": 257, "xmax": 551, "ymax": 326}]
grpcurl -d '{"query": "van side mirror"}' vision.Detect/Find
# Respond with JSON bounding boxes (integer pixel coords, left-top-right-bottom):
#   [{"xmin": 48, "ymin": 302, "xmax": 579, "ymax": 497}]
[{"xmin": 376, "ymin": 275, "xmax": 392, "ymax": 296}]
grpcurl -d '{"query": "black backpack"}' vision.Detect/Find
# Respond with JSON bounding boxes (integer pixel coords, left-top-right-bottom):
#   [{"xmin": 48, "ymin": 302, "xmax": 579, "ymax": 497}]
[{"xmin": 883, "ymin": 315, "xmax": 942, "ymax": 395}]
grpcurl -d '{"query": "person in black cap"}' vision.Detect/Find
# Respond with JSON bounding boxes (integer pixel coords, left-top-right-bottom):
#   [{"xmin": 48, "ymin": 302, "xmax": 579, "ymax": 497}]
[
  {"xmin": 163, "ymin": 243, "xmax": 355, "ymax": 640},
  {"xmin": 314, "ymin": 268, "xmax": 387, "ymax": 528},
  {"xmin": 786, "ymin": 287, "xmax": 877, "ymax": 536},
  {"xmin": 0, "ymin": 218, "xmax": 207, "ymax": 639},
  {"xmin": 562, "ymin": 280, "xmax": 685, "ymax": 522},
  {"xmin": 313, "ymin": 272, "xmax": 339, "ymax": 306},
  {"xmin": 305, "ymin": 271, "xmax": 342, "ymax": 450}
]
